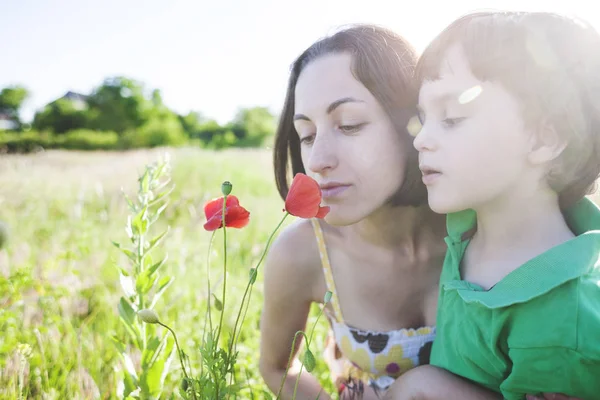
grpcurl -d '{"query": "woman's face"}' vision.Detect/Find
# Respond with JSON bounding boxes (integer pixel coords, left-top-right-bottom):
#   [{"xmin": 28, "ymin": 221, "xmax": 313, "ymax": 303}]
[{"xmin": 293, "ymin": 52, "xmax": 408, "ymax": 226}]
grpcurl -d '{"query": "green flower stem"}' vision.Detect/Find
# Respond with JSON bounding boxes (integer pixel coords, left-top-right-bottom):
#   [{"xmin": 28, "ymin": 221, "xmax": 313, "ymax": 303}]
[
  {"xmin": 306, "ymin": 303, "xmax": 326, "ymax": 351},
  {"xmin": 202, "ymin": 230, "xmax": 217, "ymax": 377},
  {"xmin": 214, "ymin": 194, "xmax": 229, "ymax": 400},
  {"xmin": 225, "ymin": 212, "xmax": 290, "ymax": 398},
  {"xmin": 292, "ymin": 305, "xmax": 326, "ymax": 400},
  {"xmin": 205, "ymin": 231, "xmax": 216, "ymax": 335},
  {"xmin": 215, "ymin": 195, "xmax": 228, "ymax": 348},
  {"xmin": 229, "ymin": 212, "xmax": 289, "ymax": 354},
  {"xmin": 158, "ymin": 321, "xmax": 197, "ymax": 400},
  {"xmin": 275, "ymin": 330, "xmax": 309, "ymax": 400}
]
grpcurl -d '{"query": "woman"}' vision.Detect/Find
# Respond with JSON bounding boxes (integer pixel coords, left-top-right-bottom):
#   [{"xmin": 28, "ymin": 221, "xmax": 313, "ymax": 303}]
[{"xmin": 258, "ymin": 23, "xmax": 574, "ymax": 400}]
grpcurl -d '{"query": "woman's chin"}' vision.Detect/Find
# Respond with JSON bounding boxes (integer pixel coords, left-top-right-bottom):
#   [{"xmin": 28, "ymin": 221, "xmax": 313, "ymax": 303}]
[{"xmin": 322, "ymin": 208, "xmax": 360, "ymax": 227}]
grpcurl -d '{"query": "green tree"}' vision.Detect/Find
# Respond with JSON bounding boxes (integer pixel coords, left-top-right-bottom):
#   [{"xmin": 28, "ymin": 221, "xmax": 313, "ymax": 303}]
[
  {"xmin": 0, "ymin": 85, "xmax": 30, "ymax": 130},
  {"xmin": 178, "ymin": 111, "xmax": 206, "ymax": 138},
  {"xmin": 229, "ymin": 106, "xmax": 276, "ymax": 146},
  {"xmin": 87, "ymin": 77, "xmax": 152, "ymax": 134},
  {"xmin": 33, "ymin": 98, "xmax": 93, "ymax": 134}
]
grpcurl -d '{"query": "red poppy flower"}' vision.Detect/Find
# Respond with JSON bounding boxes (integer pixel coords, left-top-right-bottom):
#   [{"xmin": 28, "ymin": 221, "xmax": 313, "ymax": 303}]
[
  {"xmin": 284, "ymin": 173, "xmax": 330, "ymax": 219},
  {"xmin": 203, "ymin": 195, "xmax": 250, "ymax": 231}
]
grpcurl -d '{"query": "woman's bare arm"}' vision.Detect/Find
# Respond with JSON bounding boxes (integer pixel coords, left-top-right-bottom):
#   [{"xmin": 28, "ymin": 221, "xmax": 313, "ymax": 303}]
[{"xmin": 259, "ymin": 220, "xmax": 331, "ymax": 400}]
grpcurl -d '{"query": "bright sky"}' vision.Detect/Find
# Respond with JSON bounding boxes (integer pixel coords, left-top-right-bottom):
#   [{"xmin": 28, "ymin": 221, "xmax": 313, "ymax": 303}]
[{"xmin": 2, "ymin": 0, "xmax": 598, "ymax": 124}]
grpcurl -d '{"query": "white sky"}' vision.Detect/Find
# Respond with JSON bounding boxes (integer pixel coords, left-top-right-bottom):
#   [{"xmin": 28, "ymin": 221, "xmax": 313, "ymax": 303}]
[{"xmin": 2, "ymin": 0, "xmax": 598, "ymax": 124}]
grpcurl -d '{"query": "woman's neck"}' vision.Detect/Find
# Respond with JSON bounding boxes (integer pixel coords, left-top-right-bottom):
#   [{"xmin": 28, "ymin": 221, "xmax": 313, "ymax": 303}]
[{"xmin": 343, "ymin": 203, "xmax": 445, "ymax": 256}]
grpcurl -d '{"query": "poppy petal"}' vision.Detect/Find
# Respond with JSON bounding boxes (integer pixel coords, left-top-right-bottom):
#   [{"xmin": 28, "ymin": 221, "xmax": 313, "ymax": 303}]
[
  {"xmin": 204, "ymin": 195, "xmax": 240, "ymax": 220},
  {"xmin": 285, "ymin": 173, "xmax": 323, "ymax": 218},
  {"xmin": 315, "ymin": 206, "xmax": 330, "ymax": 219},
  {"xmin": 225, "ymin": 205, "xmax": 250, "ymax": 228},
  {"xmin": 203, "ymin": 215, "xmax": 223, "ymax": 231}
]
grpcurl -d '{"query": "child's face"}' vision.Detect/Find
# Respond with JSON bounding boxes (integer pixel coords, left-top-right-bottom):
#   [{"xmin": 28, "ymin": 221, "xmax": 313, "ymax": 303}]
[
  {"xmin": 293, "ymin": 53, "xmax": 408, "ymax": 226},
  {"xmin": 414, "ymin": 44, "xmax": 535, "ymax": 214}
]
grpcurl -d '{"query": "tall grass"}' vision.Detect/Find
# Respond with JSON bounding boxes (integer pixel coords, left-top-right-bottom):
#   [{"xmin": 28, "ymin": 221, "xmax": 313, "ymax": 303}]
[{"xmin": 0, "ymin": 148, "xmax": 334, "ymax": 399}]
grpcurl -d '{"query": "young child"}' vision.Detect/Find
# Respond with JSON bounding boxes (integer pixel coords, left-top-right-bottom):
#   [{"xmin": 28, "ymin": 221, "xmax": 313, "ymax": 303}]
[{"xmin": 394, "ymin": 11, "xmax": 600, "ymax": 400}]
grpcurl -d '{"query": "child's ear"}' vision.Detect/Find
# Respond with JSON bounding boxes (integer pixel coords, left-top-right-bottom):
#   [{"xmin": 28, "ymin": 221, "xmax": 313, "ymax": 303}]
[{"xmin": 527, "ymin": 120, "xmax": 567, "ymax": 166}]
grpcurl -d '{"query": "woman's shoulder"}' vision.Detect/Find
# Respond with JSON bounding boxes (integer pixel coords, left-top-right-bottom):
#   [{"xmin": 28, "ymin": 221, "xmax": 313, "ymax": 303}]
[{"xmin": 264, "ymin": 218, "xmax": 324, "ymax": 289}]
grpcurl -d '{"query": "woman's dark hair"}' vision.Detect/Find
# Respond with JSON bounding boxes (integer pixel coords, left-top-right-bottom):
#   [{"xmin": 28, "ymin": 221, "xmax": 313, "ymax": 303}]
[{"xmin": 273, "ymin": 24, "xmax": 427, "ymax": 206}]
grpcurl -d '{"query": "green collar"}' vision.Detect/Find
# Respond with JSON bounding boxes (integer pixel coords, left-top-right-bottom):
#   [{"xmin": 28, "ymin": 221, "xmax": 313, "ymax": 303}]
[{"xmin": 443, "ymin": 197, "xmax": 600, "ymax": 308}]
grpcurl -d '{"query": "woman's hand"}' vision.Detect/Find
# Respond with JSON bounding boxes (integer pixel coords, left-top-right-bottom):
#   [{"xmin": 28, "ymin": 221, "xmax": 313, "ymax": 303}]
[
  {"xmin": 338, "ymin": 381, "xmax": 381, "ymax": 400},
  {"xmin": 383, "ymin": 365, "xmax": 501, "ymax": 400}
]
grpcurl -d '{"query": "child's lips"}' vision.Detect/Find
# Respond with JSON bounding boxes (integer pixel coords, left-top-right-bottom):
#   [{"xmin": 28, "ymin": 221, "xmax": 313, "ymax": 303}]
[{"xmin": 420, "ymin": 166, "xmax": 442, "ymax": 185}]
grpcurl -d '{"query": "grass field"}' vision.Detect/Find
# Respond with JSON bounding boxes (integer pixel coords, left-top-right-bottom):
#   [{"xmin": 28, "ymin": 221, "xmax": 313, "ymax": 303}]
[
  {"xmin": 2, "ymin": 148, "xmax": 598, "ymax": 400},
  {"xmin": 0, "ymin": 148, "xmax": 334, "ymax": 399}
]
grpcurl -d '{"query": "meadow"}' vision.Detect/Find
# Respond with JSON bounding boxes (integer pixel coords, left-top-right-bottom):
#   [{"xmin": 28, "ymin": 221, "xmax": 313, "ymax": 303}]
[
  {"xmin": 2, "ymin": 148, "xmax": 598, "ymax": 400},
  {"xmin": 0, "ymin": 148, "xmax": 334, "ymax": 399}
]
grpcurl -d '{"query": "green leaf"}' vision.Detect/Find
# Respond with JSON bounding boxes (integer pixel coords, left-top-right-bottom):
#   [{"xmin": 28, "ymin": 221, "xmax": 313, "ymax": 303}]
[
  {"xmin": 125, "ymin": 216, "xmax": 134, "ymax": 240},
  {"xmin": 117, "ymin": 352, "xmax": 139, "ymax": 399},
  {"xmin": 149, "ymin": 186, "xmax": 174, "ymax": 207},
  {"xmin": 114, "ymin": 265, "xmax": 129, "ymax": 276},
  {"xmin": 150, "ymin": 202, "xmax": 170, "ymax": 225},
  {"xmin": 248, "ymin": 268, "xmax": 257, "ymax": 284},
  {"xmin": 141, "ymin": 336, "xmax": 162, "ymax": 367},
  {"xmin": 212, "ymin": 294, "xmax": 223, "ymax": 311},
  {"xmin": 123, "ymin": 192, "xmax": 137, "ymax": 213},
  {"xmin": 147, "ymin": 256, "xmax": 167, "ymax": 276},
  {"xmin": 139, "ymin": 333, "xmax": 174, "ymax": 398},
  {"xmin": 135, "ymin": 273, "xmax": 149, "ymax": 294},
  {"xmin": 112, "ymin": 242, "xmax": 137, "ymax": 262},
  {"xmin": 147, "ymin": 228, "xmax": 169, "ymax": 254},
  {"xmin": 110, "ymin": 335, "xmax": 126, "ymax": 354},
  {"xmin": 118, "ymin": 297, "xmax": 141, "ymax": 347},
  {"xmin": 118, "ymin": 297, "xmax": 136, "ymax": 326},
  {"xmin": 140, "ymin": 170, "xmax": 150, "ymax": 193},
  {"xmin": 120, "ymin": 273, "xmax": 136, "ymax": 298},
  {"xmin": 136, "ymin": 270, "xmax": 158, "ymax": 294},
  {"xmin": 150, "ymin": 276, "xmax": 173, "ymax": 309},
  {"xmin": 121, "ymin": 352, "xmax": 139, "ymax": 381},
  {"xmin": 153, "ymin": 177, "xmax": 172, "ymax": 193},
  {"xmin": 132, "ymin": 206, "xmax": 148, "ymax": 236}
]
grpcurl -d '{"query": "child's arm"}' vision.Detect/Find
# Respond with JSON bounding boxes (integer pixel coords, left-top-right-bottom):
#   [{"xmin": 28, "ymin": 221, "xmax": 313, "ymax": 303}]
[
  {"xmin": 383, "ymin": 365, "xmax": 502, "ymax": 400},
  {"xmin": 383, "ymin": 366, "xmax": 579, "ymax": 400}
]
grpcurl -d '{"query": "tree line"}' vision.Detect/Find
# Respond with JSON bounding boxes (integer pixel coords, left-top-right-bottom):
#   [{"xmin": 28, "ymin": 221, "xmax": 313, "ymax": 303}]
[{"xmin": 0, "ymin": 77, "xmax": 277, "ymax": 152}]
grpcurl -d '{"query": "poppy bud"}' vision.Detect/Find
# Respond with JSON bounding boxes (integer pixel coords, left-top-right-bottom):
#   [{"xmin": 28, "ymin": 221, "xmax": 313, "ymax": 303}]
[
  {"xmin": 221, "ymin": 181, "xmax": 233, "ymax": 196},
  {"xmin": 302, "ymin": 349, "xmax": 316, "ymax": 372},
  {"xmin": 138, "ymin": 309, "xmax": 160, "ymax": 324}
]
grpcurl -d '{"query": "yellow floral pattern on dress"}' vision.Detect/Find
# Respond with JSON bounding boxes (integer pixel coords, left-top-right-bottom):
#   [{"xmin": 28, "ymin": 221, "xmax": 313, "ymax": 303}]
[
  {"xmin": 373, "ymin": 348, "xmax": 414, "ymax": 378},
  {"xmin": 311, "ymin": 219, "xmax": 437, "ymax": 390}
]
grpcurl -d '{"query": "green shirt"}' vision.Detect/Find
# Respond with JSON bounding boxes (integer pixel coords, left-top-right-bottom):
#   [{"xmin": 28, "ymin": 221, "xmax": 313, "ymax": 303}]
[{"xmin": 430, "ymin": 197, "xmax": 600, "ymax": 400}]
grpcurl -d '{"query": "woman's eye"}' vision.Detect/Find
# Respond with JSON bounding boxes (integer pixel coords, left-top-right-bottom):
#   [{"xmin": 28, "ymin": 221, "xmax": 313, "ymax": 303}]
[
  {"xmin": 338, "ymin": 123, "xmax": 366, "ymax": 133},
  {"xmin": 300, "ymin": 134, "xmax": 315, "ymax": 145}
]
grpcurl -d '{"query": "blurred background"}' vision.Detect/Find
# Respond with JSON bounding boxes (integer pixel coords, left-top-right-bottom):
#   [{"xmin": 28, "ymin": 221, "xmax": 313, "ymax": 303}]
[
  {"xmin": 0, "ymin": 1, "xmax": 598, "ymax": 399},
  {"xmin": 1, "ymin": 0, "xmax": 598, "ymax": 151}
]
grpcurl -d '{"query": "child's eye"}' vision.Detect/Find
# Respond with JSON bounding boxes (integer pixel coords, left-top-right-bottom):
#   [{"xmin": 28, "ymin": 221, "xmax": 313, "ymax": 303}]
[
  {"xmin": 442, "ymin": 117, "xmax": 465, "ymax": 128},
  {"xmin": 417, "ymin": 110, "xmax": 425, "ymax": 125}
]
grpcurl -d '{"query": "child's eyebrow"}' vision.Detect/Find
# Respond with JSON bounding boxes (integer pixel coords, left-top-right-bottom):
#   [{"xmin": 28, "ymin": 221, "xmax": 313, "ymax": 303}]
[{"xmin": 420, "ymin": 83, "xmax": 482, "ymax": 109}]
